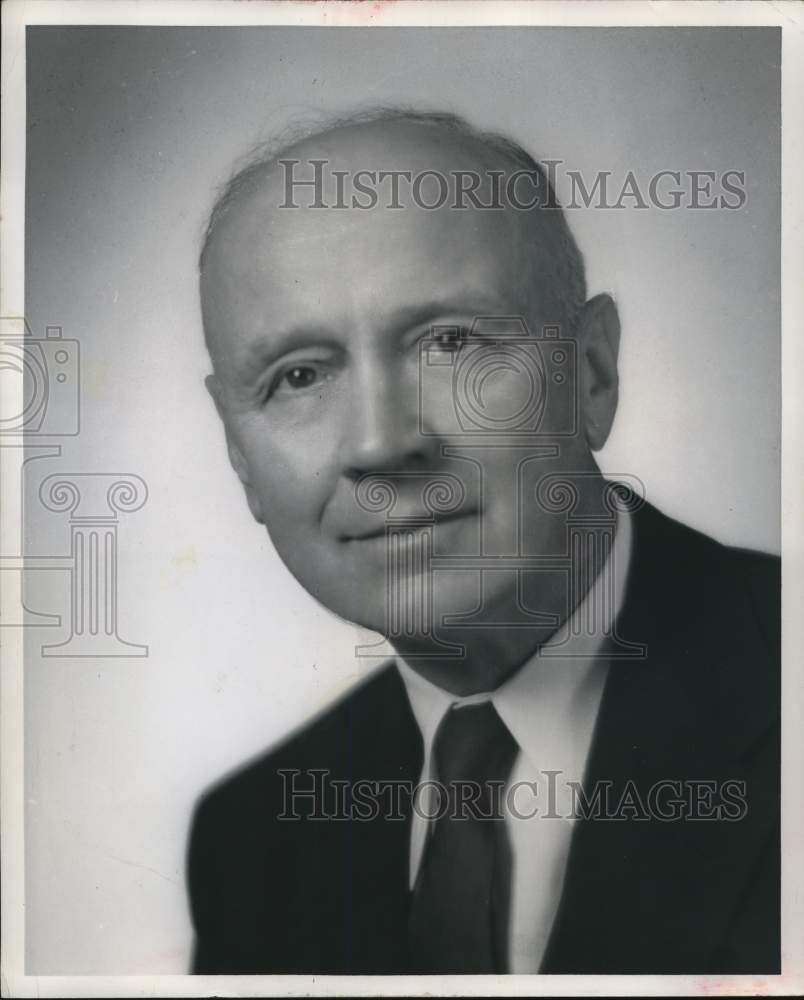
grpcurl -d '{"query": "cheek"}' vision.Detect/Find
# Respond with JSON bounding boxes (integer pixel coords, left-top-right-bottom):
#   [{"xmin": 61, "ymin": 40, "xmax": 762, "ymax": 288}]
[
  {"xmin": 239, "ymin": 421, "xmax": 340, "ymax": 527},
  {"xmin": 478, "ymin": 445, "xmax": 581, "ymax": 544}
]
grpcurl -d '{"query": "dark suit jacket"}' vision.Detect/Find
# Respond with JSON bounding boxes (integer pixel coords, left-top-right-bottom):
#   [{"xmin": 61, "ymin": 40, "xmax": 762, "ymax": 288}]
[{"xmin": 187, "ymin": 501, "xmax": 780, "ymax": 974}]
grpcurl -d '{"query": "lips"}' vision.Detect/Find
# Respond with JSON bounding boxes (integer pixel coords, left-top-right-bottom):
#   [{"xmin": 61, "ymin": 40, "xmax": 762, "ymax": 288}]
[{"xmin": 341, "ymin": 508, "xmax": 476, "ymax": 542}]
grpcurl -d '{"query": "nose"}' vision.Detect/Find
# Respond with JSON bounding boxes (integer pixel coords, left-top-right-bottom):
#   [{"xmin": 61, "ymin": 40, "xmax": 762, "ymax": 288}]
[{"xmin": 339, "ymin": 353, "xmax": 434, "ymax": 478}]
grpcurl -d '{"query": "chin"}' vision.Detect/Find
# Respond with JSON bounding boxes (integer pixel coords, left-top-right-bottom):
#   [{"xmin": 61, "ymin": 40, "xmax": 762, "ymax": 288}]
[
  {"xmin": 290, "ymin": 547, "xmax": 501, "ymax": 641},
  {"xmin": 314, "ymin": 585, "xmax": 390, "ymax": 635}
]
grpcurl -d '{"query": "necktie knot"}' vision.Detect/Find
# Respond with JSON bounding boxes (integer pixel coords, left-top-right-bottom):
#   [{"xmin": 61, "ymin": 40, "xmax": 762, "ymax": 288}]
[{"xmin": 433, "ymin": 700, "xmax": 518, "ymax": 791}]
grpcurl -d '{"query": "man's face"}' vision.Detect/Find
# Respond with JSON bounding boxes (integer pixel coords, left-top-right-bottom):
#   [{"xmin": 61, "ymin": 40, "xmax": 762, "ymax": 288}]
[{"xmin": 201, "ymin": 123, "xmax": 601, "ymax": 640}]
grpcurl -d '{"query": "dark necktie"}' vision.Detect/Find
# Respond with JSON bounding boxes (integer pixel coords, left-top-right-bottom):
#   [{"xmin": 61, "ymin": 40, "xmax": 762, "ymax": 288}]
[{"xmin": 408, "ymin": 700, "xmax": 519, "ymax": 973}]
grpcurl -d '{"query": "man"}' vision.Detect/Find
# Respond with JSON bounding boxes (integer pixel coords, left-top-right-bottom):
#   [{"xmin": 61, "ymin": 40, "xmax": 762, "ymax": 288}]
[{"xmin": 187, "ymin": 109, "xmax": 779, "ymax": 974}]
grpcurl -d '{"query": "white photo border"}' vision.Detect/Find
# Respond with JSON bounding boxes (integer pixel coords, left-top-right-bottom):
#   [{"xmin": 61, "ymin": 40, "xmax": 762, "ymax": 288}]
[{"xmin": 1, "ymin": 1, "xmax": 802, "ymax": 996}]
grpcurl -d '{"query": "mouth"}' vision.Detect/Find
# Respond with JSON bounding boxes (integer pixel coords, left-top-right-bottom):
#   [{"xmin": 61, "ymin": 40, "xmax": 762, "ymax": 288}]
[{"xmin": 342, "ymin": 508, "xmax": 477, "ymax": 543}]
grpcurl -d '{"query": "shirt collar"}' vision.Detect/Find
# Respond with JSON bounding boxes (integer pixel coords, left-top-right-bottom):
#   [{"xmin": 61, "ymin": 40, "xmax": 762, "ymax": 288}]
[{"xmin": 396, "ymin": 507, "xmax": 633, "ymax": 769}]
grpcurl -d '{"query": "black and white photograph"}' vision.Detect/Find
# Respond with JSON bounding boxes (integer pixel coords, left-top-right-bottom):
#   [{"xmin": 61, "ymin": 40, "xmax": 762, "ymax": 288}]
[{"xmin": 1, "ymin": 1, "xmax": 802, "ymax": 996}]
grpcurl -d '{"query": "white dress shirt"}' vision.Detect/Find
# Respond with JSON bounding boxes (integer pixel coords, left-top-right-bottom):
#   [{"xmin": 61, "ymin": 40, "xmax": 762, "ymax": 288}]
[{"xmin": 396, "ymin": 509, "xmax": 633, "ymax": 973}]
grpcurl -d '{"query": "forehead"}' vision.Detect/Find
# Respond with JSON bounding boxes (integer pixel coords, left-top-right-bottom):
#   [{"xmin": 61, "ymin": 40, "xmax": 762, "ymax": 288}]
[{"xmin": 201, "ymin": 123, "xmax": 557, "ymax": 360}]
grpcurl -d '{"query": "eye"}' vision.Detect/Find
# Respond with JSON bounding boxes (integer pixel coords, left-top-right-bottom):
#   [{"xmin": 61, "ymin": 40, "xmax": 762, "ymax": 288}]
[
  {"xmin": 283, "ymin": 365, "xmax": 317, "ymax": 390},
  {"xmin": 263, "ymin": 361, "xmax": 333, "ymax": 404},
  {"xmin": 428, "ymin": 326, "xmax": 470, "ymax": 352}
]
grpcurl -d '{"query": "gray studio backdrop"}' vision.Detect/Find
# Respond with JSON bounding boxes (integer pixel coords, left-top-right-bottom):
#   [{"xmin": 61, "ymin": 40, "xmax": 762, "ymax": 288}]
[{"xmin": 23, "ymin": 26, "xmax": 779, "ymax": 973}]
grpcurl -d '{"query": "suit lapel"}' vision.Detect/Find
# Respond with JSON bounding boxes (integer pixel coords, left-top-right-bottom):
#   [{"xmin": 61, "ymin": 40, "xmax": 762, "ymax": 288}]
[
  {"xmin": 541, "ymin": 502, "xmax": 778, "ymax": 973},
  {"xmin": 337, "ymin": 663, "xmax": 423, "ymax": 971}
]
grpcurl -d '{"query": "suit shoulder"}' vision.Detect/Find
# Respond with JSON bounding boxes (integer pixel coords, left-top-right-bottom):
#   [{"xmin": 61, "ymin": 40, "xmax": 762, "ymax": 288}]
[
  {"xmin": 724, "ymin": 543, "xmax": 780, "ymax": 655},
  {"xmin": 630, "ymin": 503, "xmax": 780, "ymax": 691},
  {"xmin": 725, "ymin": 542, "xmax": 780, "ymax": 587},
  {"xmin": 639, "ymin": 502, "xmax": 779, "ymax": 602},
  {"xmin": 190, "ymin": 661, "xmax": 399, "ymax": 825}
]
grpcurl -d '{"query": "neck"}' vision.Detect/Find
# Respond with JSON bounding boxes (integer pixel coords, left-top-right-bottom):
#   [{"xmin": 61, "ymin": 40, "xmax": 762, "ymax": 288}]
[{"xmin": 391, "ymin": 586, "xmax": 564, "ymax": 696}]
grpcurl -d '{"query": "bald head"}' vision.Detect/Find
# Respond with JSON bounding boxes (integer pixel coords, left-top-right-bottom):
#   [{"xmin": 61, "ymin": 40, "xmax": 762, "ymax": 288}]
[{"xmin": 199, "ymin": 109, "xmax": 586, "ymax": 351}]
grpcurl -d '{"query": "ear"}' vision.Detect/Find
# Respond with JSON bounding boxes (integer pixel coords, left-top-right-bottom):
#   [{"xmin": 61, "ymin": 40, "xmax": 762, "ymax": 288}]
[
  {"xmin": 205, "ymin": 373, "xmax": 265, "ymax": 524},
  {"xmin": 577, "ymin": 293, "xmax": 620, "ymax": 451}
]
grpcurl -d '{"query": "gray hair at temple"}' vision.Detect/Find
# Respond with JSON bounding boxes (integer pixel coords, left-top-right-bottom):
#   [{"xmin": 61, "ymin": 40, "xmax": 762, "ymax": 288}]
[{"xmin": 198, "ymin": 107, "xmax": 588, "ymax": 331}]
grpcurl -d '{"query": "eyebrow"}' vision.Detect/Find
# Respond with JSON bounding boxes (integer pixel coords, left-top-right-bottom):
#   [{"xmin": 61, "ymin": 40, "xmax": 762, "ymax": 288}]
[
  {"xmin": 235, "ymin": 292, "xmax": 509, "ymax": 377},
  {"xmin": 382, "ymin": 295, "xmax": 509, "ymax": 335},
  {"xmin": 238, "ymin": 326, "xmax": 336, "ymax": 375}
]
